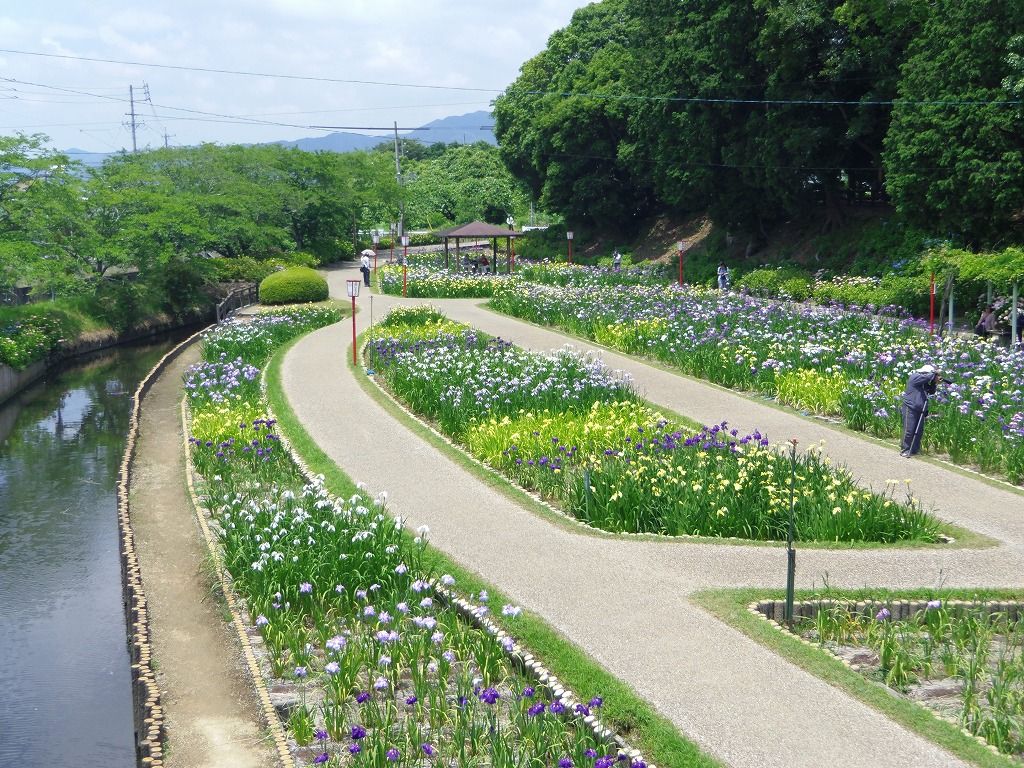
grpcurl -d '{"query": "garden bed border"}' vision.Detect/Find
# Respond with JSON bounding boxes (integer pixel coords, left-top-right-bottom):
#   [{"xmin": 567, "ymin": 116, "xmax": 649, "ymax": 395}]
[
  {"xmin": 180, "ymin": 396, "xmax": 297, "ymax": 768},
  {"xmin": 748, "ymin": 598, "xmax": 1016, "ymax": 759}
]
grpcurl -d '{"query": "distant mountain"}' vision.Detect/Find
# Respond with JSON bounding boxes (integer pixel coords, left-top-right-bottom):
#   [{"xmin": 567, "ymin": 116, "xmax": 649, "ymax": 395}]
[
  {"xmin": 61, "ymin": 111, "xmax": 497, "ymax": 163},
  {"xmin": 273, "ymin": 132, "xmax": 382, "ymax": 152},
  {"xmin": 406, "ymin": 111, "xmax": 496, "ymax": 146},
  {"xmin": 273, "ymin": 110, "xmax": 496, "ymax": 152}
]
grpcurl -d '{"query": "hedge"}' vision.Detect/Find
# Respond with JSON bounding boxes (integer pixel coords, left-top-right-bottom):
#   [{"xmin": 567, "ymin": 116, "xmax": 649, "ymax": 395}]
[{"xmin": 258, "ymin": 266, "xmax": 329, "ymax": 305}]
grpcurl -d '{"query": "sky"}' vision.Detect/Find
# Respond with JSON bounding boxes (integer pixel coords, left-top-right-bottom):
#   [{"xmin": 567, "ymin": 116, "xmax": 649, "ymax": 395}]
[{"xmin": 0, "ymin": 1, "xmax": 591, "ymax": 153}]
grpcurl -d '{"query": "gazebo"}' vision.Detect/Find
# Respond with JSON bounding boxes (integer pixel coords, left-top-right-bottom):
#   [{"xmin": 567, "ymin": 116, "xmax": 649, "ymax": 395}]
[{"xmin": 435, "ymin": 221, "xmax": 523, "ymax": 274}]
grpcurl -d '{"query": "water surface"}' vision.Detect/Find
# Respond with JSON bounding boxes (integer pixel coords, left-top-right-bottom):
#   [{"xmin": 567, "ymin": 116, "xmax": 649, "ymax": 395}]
[{"xmin": 0, "ymin": 337, "xmax": 183, "ymax": 767}]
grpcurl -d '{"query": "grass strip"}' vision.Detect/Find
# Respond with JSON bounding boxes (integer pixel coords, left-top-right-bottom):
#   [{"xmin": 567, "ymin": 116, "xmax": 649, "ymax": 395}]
[
  {"xmin": 694, "ymin": 587, "xmax": 1024, "ymax": 768},
  {"xmin": 265, "ymin": 332, "xmax": 723, "ymax": 768}
]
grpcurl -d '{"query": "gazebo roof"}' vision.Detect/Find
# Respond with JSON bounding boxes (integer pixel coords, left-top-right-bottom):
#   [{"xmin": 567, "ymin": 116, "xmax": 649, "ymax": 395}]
[{"xmin": 435, "ymin": 220, "xmax": 521, "ymax": 238}]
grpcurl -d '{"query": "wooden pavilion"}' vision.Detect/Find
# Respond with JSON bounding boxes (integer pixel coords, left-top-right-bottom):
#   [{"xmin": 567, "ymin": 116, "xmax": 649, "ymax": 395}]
[{"xmin": 435, "ymin": 221, "xmax": 522, "ymax": 274}]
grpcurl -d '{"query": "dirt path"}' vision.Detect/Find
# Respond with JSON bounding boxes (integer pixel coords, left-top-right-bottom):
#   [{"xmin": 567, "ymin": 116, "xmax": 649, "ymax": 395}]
[{"xmin": 131, "ymin": 343, "xmax": 275, "ymax": 768}]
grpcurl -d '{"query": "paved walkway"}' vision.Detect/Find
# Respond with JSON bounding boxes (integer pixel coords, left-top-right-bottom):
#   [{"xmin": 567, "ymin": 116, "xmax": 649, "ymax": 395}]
[{"xmin": 275, "ymin": 266, "xmax": 1024, "ymax": 768}]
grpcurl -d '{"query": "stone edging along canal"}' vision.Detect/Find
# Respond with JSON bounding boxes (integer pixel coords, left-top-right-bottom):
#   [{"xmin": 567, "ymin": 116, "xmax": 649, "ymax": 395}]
[{"xmin": 118, "ymin": 326, "xmax": 209, "ymax": 767}]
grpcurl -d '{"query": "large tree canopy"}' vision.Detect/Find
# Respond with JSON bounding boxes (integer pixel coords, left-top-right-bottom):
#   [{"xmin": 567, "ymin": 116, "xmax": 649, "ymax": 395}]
[
  {"xmin": 495, "ymin": 0, "xmax": 1024, "ymax": 247},
  {"xmin": 884, "ymin": 0, "xmax": 1024, "ymax": 246}
]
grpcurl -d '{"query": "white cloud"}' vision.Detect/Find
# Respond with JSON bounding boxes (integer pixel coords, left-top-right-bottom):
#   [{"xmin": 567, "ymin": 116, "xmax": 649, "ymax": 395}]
[{"xmin": 0, "ymin": 0, "xmax": 587, "ymax": 150}]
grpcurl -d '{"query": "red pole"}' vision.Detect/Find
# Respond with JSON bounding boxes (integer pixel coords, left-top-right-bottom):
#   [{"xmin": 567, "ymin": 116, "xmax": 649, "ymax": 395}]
[
  {"xmin": 403, "ymin": 243, "xmax": 408, "ymax": 297},
  {"xmin": 351, "ymin": 295, "xmax": 357, "ymax": 366},
  {"xmin": 929, "ymin": 272, "xmax": 935, "ymax": 335}
]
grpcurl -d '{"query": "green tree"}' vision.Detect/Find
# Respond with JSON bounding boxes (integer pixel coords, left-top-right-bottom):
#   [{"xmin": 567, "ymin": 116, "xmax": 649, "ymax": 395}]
[
  {"xmin": 494, "ymin": 0, "xmax": 655, "ymax": 233},
  {"xmin": 884, "ymin": 0, "xmax": 1024, "ymax": 246}
]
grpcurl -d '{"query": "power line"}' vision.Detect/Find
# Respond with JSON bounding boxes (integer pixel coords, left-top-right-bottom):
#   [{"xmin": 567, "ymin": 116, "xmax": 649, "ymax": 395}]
[
  {"xmin": 2, "ymin": 75, "xmax": 495, "ymax": 134},
  {"xmin": 0, "ymin": 48, "xmax": 502, "ymax": 95},
  {"xmin": 1, "ymin": 47, "xmax": 1021, "ymax": 108}
]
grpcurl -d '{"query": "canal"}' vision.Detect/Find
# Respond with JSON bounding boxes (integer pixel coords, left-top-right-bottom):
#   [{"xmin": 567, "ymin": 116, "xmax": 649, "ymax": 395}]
[{"xmin": 0, "ymin": 335, "xmax": 187, "ymax": 767}]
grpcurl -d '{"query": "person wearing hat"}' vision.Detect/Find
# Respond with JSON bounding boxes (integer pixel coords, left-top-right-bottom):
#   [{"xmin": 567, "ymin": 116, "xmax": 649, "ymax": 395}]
[
  {"xmin": 360, "ymin": 251, "xmax": 371, "ymax": 286},
  {"xmin": 900, "ymin": 364, "xmax": 941, "ymax": 457}
]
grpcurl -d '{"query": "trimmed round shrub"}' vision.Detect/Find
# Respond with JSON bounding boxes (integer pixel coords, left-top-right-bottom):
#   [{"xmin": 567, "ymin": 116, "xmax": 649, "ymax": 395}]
[{"xmin": 258, "ymin": 266, "xmax": 329, "ymax": 305}]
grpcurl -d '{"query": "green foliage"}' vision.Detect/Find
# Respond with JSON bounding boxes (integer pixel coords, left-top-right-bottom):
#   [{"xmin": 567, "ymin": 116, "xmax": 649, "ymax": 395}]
[
  {"xmin": 737, "ymin": 267, "xmax": 812, "ymax": 298},
  {"xmin": 258, "ymin": 266, "xmax": 329, "ymax": 305},
  {"xmin": 884, "ymin": 0, "xmax": 1024, "ymax": 246},
  {"xmin": 90, "ymin": 278, "xmax": 156, "ymax": 333},
  {"xmin": 493, "ymin": 0, "xmax": 655, "ymax": 233},
  {"xmin": 405, "ymin": 143, "xmax": 529, "ymax": 228}
]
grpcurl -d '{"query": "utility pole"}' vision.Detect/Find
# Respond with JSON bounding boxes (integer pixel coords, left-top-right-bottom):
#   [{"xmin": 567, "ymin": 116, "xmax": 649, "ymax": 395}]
[
  {"xmin": 163, "ymin": 130, "xmax": 172, "ymax": 149},
  {"xmin": 128, "ymin": 85, "xmax": 138, "ymax": 152},
  {"xmin": 393, "ymin": 121, "xmax": 404, "ymax": 238}
]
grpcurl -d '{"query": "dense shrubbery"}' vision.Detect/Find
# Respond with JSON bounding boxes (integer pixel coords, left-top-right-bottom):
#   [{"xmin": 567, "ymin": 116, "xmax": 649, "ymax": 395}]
[{"xmin": 258, "ymin": 267, "xmax": 329, "ymax": 305}]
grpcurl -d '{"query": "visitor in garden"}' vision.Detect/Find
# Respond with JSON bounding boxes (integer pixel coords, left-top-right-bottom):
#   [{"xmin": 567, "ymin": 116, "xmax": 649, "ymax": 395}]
[
  {"xmin": 717, "ymin": 262, "xmax": 729, "ymax": 291},
  {"xmin": 900, "ymin": 364, "xmax": 942, "ymax": 458},
  {"xmin": 975, "ymin": 306, "xmax": 996, "ymax": 338},
  {"xmin": 359, "ymin": 251, "xmax": 371, "ymax": 286},
  {"xmin": 479, "ymin": 253, "xmax": 490, "ymax": 274},
  {"xmin": 613, "ymin": 250, "xmax": 622, "ymax": 271}
]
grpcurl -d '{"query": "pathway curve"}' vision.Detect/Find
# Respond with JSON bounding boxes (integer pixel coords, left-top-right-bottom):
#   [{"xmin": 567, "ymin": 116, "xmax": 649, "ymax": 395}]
[
  {"xmin": 133, "ymin": 344, "xmax": 276, "ymax": 768},
  {"xmin": 275, "ymin": 267, "xmax": 1024, "ymax": 768}
]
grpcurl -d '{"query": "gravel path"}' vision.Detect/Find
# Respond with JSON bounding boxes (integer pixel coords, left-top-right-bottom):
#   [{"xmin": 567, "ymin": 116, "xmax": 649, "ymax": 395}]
[
  {"xmin": 275, "ymin": 266, "xmax": 1024, "ymax": 767},
  {"xmin": 133, "ymin": 345, "xmax": 276, "ymax": 768}
]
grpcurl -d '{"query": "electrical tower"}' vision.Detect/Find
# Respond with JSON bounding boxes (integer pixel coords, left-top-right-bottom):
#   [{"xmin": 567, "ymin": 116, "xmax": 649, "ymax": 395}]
[{"xmin": 125, "ymin": 82, "xmax": 152, "ymax": 153}]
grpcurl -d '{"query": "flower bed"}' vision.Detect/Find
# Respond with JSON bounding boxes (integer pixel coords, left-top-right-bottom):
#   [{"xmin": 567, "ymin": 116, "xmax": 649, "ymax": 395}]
[
  {"xmin": 185, "ymin": 307, "xmax": 636, "ymax": 766},
  {"xmin": 375, "ymin": 261, "xmax": 668, "ymax": 299},
  {"xmin": 377, "ymin": 264, "xmax": 510, "ymax": 298},
  {"xmin": 368, "ymin": 306, "xmax": 940, "ymax": 544},
  {"xmin": 754, "ymin": 598, "xmax": 1024, "ymax": 760},
  {"xmin": 490, "ymin": 283, "xmax": 1024, "ymax": 484}
]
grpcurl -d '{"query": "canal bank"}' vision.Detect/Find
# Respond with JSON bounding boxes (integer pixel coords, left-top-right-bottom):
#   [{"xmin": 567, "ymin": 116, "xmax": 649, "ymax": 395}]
[{"xmin": 126, "ymin": 338, "xmax": 276, "ymax": 768}]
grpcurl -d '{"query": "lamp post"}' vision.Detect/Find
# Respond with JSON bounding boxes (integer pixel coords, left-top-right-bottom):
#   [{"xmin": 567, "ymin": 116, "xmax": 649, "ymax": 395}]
[
  {"xmin": 390, "ymin": 222, "xmax": 397, "ymax": 263},
  {"xmin": 784, "ymin": 438, "xmax": 798, "ymax": 626},
  {"xmin": 372, "ymin": 231, "xmax": 380, "ymax": 273},
  {"xmin": 346, "ymin": 279, "xmax": 360, "ymax": 366},
  {"xmin": 677, "ymin": 240, "xmax": 686, "ymax": 286},
  {"xmin": 401, "ymin": 234, "xmax": 410, "ymax": 297},
  {"xmin": 507, "ymin": 216, "xmax": 515, "ymax": 274},
  {"xmin": 566, "ymin": 230, "xmax": 574, "ymax": 264}
]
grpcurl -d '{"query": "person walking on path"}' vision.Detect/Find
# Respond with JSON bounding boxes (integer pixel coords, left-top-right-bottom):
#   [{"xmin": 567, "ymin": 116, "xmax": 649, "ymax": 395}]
[
  {"xmin": 360, "ymin": 252, "xmax": 371, "ymax": 286},
  {"xmin": 717, "ymin": 262, "xmax": 729, "ymax": 291},
  {"xmin": 613, "ymin": 250, "xmax": 622, "ymax": 271},
  {"xmin": 900, "ymin": 364, "xmax": 942, "ymax": 457}
]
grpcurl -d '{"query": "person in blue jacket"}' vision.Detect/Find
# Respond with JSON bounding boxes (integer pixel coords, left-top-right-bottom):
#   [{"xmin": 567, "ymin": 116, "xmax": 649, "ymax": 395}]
[{"xmin": 899, "ymin": 364, "xmax": 942, "ymax": 457}]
